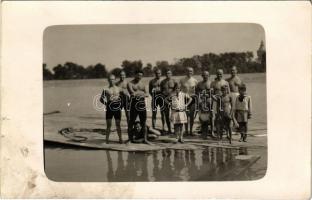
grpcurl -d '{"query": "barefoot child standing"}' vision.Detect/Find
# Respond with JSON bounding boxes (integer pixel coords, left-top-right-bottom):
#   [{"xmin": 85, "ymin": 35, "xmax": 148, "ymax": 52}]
[
  {"xmin": 233, "ymin": 84, "xmax": 252, "ymax": 142},
  {"xmin": 167, "ymin": 83, "xmax": 192, "ymax": 143},
  {"xmin": 215, "ymin": 85, "xmax": 234, "ymax": 143}
]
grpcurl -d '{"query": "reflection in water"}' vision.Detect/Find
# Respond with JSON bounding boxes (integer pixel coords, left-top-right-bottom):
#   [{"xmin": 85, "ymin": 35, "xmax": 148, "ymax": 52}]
[{"xmin": 103, "ymin": 147, "xmax": 252, "ymax": 182}]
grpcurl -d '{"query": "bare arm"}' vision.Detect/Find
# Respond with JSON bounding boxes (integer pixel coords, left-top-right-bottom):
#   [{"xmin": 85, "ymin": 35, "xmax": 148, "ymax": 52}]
[
  {"xmin": 226, "ymin": 81, "xmax": 231, "ymax": 94},
  {"xmin": 164, "ymin": 93, "xmax": 171, "ymax": 105},
  {"xmin": 232, "ymin": 97, "xmax": 239, "ymax": 127},
  {"xmin": 127, "ymin": 82, "xmax": 135, "ymax": 96},
  {"xmin": 230, "ymin": 96, "xmax": 234, "ymax": 116},
  {"xmin": 195, "ymin": 82, "xmax": 201, "ymax": 96},
  {"xmin": 185, "ymin": 93, "xmax": 192, "ymax": 108},
  {"xmin": 100, "ymin": 89, "xmax": 108, "ymax": 105},
  {"xmin": 248, "ymin": 96, "xmax": 252, "ymax": 118},
  {"xmin": 148, "ymin": 80, "xmax": 153, "ymax": 96},
  {"xmin": 143, "ymin": 83, "xmax": 149, "ymax": 97}
]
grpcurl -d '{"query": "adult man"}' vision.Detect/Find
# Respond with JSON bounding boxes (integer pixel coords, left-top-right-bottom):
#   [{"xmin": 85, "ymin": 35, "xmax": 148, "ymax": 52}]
[
  {"xmin": 149, "ymin": 68, "xmax": 165, "ymax": 130},
  {"xmin": 116, "ymin": 70, "xmax": 130, "ymax": 123},
  {"xmin": 179, "ymin": 67, "xmax": 198, "ymax": 136},
  {"xmin": 226, "ymin": 66, "xmax": 242, "ymax": 100},
  {"xmin": 211, "ymin": 69, "xmax": 230, "ymax": 95},
  {"xmin": 127, "ymin": 70, "xmax": 150, "ymax": 144},
  {"xmin": 160, "ymin": 68, "xmax": 176, "ymax": 135},
  {"xmin": 196, "ymin": 70, "xmax": 214, "ymax": 138},
  {"xmin": 196, "ymin": 70, "xmax": 212, "ymax": 94},
  {"xmin": 100, "ymin": 74, "xmax": 123, "ymax": 144}
]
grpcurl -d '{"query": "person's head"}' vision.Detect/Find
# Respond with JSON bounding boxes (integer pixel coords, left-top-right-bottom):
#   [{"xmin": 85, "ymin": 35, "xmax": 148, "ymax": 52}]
[
  {"xmin": 231, "ymin": 66, "xmax": 238, "ymax": 77},
  {"xmin": 186, "ymin": 67, "xmax": 194, "ymax": 77},
  {"xmin": 154, "ymin": 68, "xmax": 161, "ymax": 79},
  {"xmin": 165, "ymin": 69, "xmax": 172, "ymax": 79},
  {"xmin": 238, "ymin": 83, "xmax": 247, "ymax": 95},
  {"xmin": 221, "ymin": 85, "xmax": 228, "ymax": 95},
  {"xmin": 201, "ymin": 70, "xmax": 209, "ymax": 81},
  {"xmin": 134, "ymin": 69, "xmax": 144, "ymax": 81},
  {"xmin": 120, "ymin": 70, "xmax": 126, "ymax": 81},
  {"xmin": 134, "ymin": 121, "xmax": 142, "ymax": 132},
  {"xmin": 216, "ymin": 69, "xmax": 223, "ymax": 80},
  {"xmin": 108, "ymin": 74, "xmax": 116, "ymax": 86},
  {"xmin": 173, "ymin": 82, "xmax": 181, "ymax": 93}
]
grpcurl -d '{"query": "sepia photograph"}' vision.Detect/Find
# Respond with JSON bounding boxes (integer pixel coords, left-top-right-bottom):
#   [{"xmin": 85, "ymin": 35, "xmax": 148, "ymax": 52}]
[
  {"xmin": 43, "ymin": 23, "xmax": 267, "ymax": 182},
  {"xmin": 1, "ymin": 1, "xmax": 310, "ymax": 198}
]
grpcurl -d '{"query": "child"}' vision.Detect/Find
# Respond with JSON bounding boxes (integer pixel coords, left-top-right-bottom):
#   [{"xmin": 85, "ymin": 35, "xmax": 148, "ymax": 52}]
[
  {"xmin": 198, "ymin": 88, "xmax": 214, "ymax": 139},
  {"xmin": 233, "ymin": 84, "xmax": 252, "ymax": 142},
  {"xmin": 167, "ymin": 83, "xmax": 192, "ymax": 143},
  {"xmin": 131, "ymin": 121, "xmax": 162, "ymax": 143},
  {"xmin": 215, "ymin": 85, "xmax": 234, "ymax": 143}
]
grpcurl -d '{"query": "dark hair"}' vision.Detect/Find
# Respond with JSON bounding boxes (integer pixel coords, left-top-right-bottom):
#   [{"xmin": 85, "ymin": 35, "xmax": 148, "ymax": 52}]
[
  {"xmin": 107, "ymin": 73, "xmax": 115, "ymax": 79},
  {"xmin": 166, "ymin": 68, "xmax": 172, "ymax": 73},
  {"xmin": 173, "ymin": 82, "xmax": 180, "ymax": 90},
  {"xmin": 239, "ymin": 83, "xmax": 247, "ymax": 91},
  {"xmin": 135, "ymin": 69, "xmax": 144, "ymax": 74},
  {"xmin": 120, "ymin": 70, "xmax": 126, "ymax": 75},
  {"xmin": 154, "ymin": 67, "xmax": 161, "ymax": 74}
]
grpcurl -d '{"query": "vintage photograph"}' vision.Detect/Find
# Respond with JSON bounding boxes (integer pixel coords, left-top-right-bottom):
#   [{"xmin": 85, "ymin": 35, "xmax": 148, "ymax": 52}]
[{"xmin": 43, "ymin": 23, "xmax": 267, "ymax": 182}]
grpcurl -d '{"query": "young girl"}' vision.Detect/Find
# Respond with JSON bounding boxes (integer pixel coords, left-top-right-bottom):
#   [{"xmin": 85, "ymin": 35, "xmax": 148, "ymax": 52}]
[
  {"xmin": 233, "ymin": 84, "xmax": 252, "ymax": 142},
  {"xmin": 167, "ymin": 83, "xmax": 192, "ymax": 143}
]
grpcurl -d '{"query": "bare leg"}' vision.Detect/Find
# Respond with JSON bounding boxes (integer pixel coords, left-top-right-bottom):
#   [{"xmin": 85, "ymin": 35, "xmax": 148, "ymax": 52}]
[
  {"xmin": 228, "ymin": 125, "xmax": 232, "ymax": 144},
  {"xmin": 184, "ymin": 119, "xmax": 189, "ymax": 136},
  {"xmin": 106, "ymin": 119, "xmax": 112, "ymax": 144},
  {"xmin": 115, "ymin": 119, "xmax": 122, "ymax": 143},
  {"xmin": 179, "ymin": 125, "xmax": 184, "ymax": 142},
  {"xmin": 125, "ymin": 109, "xmax": 129, "ymax": 124},
  {"xmin": 124, "ymin": 97, "xmax": 130, "ymax": 124},
  {"xmin": 201, "ymin": 122, "xmax": 208, "ymax": 139},
  {"xmin": 189, "ymin": 108, "xmax": 195, "ymax": 136},
  {"xmin": 243, "ymin": 132, "xmax": 247, "ymax": 142},
  {"xmin": 164, "ymin": 108, "xmax": 172, "ymax": 134},
  {"xmin": 127, "ymin": 110, "xmax": 137, "ymax": 143},
  {"xmin": 174, "ymin": 124, "xmax": 179, "ymax": 143},
  {"xmin": 143, "ymin": 126, "xmax": 152, "ymax": 145},
  {"xmin": 211, "ymin": 113, "xmax": 217, "ymax": 137},
  {"xmin": 160, "ymin": 110, "xmax": 166, "ymax": 133},
  {"xmin": 152, "ymin": 109, "xmax": 157, "ymax": 129},
  {"xmin": 160, "ymin": 110, "xmax": 165, "ymax": 131}
]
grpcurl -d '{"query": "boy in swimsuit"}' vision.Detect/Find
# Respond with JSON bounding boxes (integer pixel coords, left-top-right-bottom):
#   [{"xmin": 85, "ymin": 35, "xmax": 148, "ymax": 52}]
[
  {"xmin": 100, "ymin": 74, "xmax": 123, "ymax": 144},
  {"xmin": 215, "ymin": 85, "xmax": 234, "ymax": 143},
  {"xmin": 233, "ymin": 84, "xmax": 252, "ymax": 142}
]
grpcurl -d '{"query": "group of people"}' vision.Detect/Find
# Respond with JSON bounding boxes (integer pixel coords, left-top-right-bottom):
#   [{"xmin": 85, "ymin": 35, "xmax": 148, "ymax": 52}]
[{"xmin": 100, "ymin": 66, "xmax": 252, "ymax": 145}]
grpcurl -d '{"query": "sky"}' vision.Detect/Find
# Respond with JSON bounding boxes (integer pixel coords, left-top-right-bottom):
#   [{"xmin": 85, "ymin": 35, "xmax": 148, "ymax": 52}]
[{"xmin": 43, "ymin": 23, "xmax": 265, "ymax": 70}]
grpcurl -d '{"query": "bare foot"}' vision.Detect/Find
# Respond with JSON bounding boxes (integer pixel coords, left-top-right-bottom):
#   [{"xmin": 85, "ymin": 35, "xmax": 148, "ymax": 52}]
[{"xmin": 144, "ymin": 140, "xmax": 152, "ymax": 145}]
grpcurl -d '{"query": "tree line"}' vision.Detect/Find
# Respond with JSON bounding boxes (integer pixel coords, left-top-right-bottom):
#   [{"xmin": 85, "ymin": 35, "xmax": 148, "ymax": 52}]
[{"xmin": 43, "ymin": 50, "xmax": 266, "ymax": 80}]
